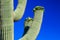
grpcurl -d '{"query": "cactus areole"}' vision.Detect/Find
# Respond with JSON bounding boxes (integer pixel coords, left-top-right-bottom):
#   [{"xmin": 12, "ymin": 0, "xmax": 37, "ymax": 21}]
[{"xmin": 0, "ymin": 0, "xmax": 44, "ymax": 40}]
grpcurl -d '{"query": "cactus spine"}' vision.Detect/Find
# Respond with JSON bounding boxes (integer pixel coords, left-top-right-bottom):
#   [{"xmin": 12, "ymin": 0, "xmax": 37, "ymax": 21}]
[{"xmin": 0, "ymin": 0, "xmax": 27, "ymax": 40}]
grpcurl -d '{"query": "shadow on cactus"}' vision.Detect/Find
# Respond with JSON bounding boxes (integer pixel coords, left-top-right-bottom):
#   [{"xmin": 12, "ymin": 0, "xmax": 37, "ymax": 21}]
[{"xmin": 0, "ymin": 0, "xmax": 44, "ymax": 40}]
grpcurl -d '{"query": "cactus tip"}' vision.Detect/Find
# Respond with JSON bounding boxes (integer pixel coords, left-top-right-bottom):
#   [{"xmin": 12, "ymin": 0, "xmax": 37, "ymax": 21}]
[{"xmin": 33, "ymin": 6, "xmax": 44, "ymax": 12}]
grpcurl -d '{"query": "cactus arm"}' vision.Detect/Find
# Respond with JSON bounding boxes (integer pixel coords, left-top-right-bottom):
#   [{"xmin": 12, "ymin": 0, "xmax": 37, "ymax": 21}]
[
  {"xmin": 0, "ymin": 0, "xmax": 14, "ymax": 40},
  {"xmin": 20, "ymin": 6, "xmax": 44, "ymax": 40},
  {"xmin": 14, "ymin": 0, "xmax": 27, "ymax": 20}
]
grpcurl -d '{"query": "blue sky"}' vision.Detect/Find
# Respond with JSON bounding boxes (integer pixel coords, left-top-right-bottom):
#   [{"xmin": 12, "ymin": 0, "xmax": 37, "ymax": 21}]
[{"xmin": 14, "ymin": 0, "xmax": 60, "ymax": 40}]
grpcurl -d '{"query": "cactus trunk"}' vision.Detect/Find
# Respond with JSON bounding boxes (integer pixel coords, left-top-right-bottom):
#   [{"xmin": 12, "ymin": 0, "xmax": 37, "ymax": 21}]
[{"xmin": 0, "ymin": 0, "xmax": 13, "ymax": 40}]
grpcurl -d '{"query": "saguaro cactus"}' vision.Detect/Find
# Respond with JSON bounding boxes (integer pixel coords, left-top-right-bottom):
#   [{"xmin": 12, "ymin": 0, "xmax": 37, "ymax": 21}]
[
  {"xmin": 0, "ymin": 0, "xmax": 44, "ymax": 40},
  {"xmin": 0, "ymin": 0, "xmax": 27, "ymax": 40}
]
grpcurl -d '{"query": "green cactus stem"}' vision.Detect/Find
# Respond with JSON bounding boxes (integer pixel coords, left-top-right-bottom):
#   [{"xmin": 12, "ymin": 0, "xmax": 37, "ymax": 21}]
[
  {"xmin": 20, "ymin": 6, "xmax": 44, "ymax": 40},
  {"xmin": 0, "ymin": 0, "xmax": 27, "ymax": 40}
]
